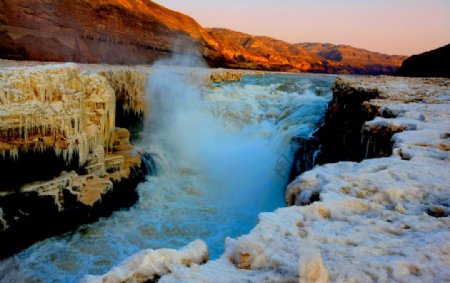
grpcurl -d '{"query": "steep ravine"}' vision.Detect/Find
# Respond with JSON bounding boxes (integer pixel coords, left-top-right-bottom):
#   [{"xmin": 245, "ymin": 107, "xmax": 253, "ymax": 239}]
[{"xmin": 88, "ymin": 75, "xmax": 449, "ymax": 282}]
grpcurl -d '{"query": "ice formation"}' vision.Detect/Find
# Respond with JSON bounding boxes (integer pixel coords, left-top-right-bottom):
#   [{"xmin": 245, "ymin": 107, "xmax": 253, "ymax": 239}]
[
  {"xmin": 91, "ymin": 76, "xmax": 449, "ymax": 282},
  {"xmin": 98, "ymin": 69, "xmax": 147, "ymax": 116},
  {"xmin": 0, "ymin": 64, "xmax": 116, "ymax": 166},
  {"xmin": 0, "ymin": 63, "xmax": 151, "ymax": 257}
]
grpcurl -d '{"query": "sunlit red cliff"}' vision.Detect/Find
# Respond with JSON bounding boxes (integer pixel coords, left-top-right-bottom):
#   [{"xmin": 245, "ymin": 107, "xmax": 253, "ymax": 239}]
[{"xmin": 0, "ymin": 0, "xmax": 406, "ymax": 74}]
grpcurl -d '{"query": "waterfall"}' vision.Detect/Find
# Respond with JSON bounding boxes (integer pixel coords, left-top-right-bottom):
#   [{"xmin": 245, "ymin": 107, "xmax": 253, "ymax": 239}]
[{"xmin": 1, "ymin": 66, "xmax": 334, "ymax": 282}]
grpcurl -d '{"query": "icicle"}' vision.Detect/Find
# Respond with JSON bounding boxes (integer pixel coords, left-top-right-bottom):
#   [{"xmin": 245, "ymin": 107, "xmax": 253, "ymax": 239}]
[
  {"xmin": 365, "ymin": 135, "xmax": 371, "ymax": 159},
  {"xmin": 10, "ymin": 147, "xmax": 19, "ymax": 161},
  {"xmin": 0, "ymin": 65, "xmax": 126, "ymax": 166}
]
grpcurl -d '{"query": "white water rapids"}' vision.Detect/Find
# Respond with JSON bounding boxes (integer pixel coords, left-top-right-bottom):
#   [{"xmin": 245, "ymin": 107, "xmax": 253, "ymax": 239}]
[{"xmin": 0, "ymin": 67, "xmax": 334, "ymax": 282}]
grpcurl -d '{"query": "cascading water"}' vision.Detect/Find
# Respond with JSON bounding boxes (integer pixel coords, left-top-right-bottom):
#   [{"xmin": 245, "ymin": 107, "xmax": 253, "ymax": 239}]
[{"xmin": 0, "ymin": 65, "xmax": 334, "ymax": 282}]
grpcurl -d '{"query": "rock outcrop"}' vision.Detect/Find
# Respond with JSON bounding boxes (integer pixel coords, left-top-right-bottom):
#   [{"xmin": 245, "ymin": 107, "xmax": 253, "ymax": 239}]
[
  {"xmin": 208, "ymin": 28, "xmax": 406, "ymax": 75},
  {"xmin": 316, "ymin": 76, "xmax": 449, "ymax": 164},
  {"xmin": 395, "ymin": 44, "xmax": 450, "ymax": 78},
  {"xmin": 90, "ymin": 76, "xmax": 450, "ymax": 282}
]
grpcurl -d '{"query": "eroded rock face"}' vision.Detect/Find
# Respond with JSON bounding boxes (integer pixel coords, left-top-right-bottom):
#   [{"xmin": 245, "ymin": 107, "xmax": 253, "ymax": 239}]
[
  {"xmin": 315, "ymin": 76, "xmax": 450, "ymax": 164},
  {"xmin": 0, "ymin": 0, "xmax": 222, "ymax": 64}
]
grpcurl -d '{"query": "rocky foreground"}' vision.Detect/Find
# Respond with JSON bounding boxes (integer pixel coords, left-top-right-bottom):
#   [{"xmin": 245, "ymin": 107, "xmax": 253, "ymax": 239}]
[{"xmin": 84, "ymin": 76, "xmax": 450, "ymax": 283}]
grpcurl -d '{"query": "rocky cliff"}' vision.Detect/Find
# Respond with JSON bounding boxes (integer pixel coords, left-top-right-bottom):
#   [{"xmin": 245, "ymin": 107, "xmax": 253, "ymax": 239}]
[
  {"xmin": 0, "ymin": 0, "xmax": 223, "ymax": 64},
  {"xmin": 0, "ymin": 1, "xmax": 405, "ymax": 74},
  {"xmin": 87, "ymin": 76, "xmax": 450, "ymax": 282},
  {"xmin": 395, "ymin": 44, "xmax": 450, "ymax": 78}
]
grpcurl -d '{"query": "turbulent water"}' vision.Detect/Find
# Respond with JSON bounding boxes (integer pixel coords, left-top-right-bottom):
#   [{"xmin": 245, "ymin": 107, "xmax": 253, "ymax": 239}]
[{"xmin": 0, "ymin": 68, "xmax": 334, "ymax": 283}]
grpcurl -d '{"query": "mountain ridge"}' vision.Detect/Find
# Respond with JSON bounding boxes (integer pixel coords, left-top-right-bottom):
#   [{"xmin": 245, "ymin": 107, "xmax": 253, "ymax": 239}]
[
  {"xmin": 0, "ymin": 0, "xmax": 406, "ymax": 74},
  {"xmin": 208, "ymin": 27, "xmax": 406, "ymax": 74}
]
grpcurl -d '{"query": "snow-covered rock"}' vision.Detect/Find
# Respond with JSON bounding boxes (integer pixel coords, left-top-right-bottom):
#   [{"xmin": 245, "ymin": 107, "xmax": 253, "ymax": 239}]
[{"xmin": 80, "ymin": 240, "xmax": 208, "ymax": 283}]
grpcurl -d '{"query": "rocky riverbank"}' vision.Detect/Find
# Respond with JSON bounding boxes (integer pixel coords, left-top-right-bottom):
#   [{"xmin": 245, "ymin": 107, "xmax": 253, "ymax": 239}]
[{"xmin": 86, "ymin": 75, "xmax": 450, "ymax": 282}]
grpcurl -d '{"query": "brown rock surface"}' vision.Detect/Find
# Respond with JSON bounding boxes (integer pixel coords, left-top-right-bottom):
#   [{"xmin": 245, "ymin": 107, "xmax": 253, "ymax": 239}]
[{"xmin": 0, "ymin": 0, "xmax": 222, "ymax": 64}]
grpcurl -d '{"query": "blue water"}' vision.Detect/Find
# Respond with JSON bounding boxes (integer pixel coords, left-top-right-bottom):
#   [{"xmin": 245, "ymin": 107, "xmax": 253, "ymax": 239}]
[{"xmin": 0, "ymin": 71, "xmax": 334, "ymax": 283}]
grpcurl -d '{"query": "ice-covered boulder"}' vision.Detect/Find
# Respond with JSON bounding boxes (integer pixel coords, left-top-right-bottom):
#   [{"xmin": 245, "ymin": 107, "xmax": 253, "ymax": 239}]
[{"xmin": 81, "ymin": 240, "xmax": 208, "ymax": 283}]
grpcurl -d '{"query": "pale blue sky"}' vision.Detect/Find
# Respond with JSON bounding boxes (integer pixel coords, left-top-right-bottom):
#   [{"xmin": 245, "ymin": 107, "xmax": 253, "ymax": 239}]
[{"xmin": 156, "ymin": 0, "xmax": 450, "ymax": 55}]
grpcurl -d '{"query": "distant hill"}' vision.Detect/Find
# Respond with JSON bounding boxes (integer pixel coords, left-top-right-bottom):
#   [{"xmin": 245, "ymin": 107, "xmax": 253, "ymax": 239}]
[
  {"xmin": 0, "ymin": 0, "xmax": 405, "ymax": 74},
  {"xmin": 395, "ymin": 44, "xmax": 450, "ymax": 78},
  {"xmin": 206, "ymin": 28, "xmax": 325, "ymax": 73},
  {"xmin": 297, "ymin": 42, "xmax": 406, "ymax": 75},
  {"xmin": 208, "ymin": 28, "xmax": 405, "ymax": 75}
]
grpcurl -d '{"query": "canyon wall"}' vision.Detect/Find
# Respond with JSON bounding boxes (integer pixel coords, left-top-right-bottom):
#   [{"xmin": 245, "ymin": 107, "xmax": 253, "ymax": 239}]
[
  {"xmin": 0, "ymin": 0, "xmax": 405, "ymax": 74},
  {"xmin": 0, "ymin": 0, "xmax": 222, "ymax": 64}
]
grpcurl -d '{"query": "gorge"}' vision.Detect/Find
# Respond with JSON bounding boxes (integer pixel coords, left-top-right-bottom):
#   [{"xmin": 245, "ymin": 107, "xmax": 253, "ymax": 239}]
[{"xmin": 0, "ymin": 0, "xmax": 449, "ymax": 282}]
